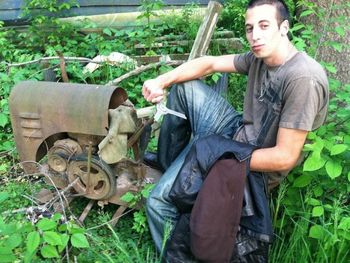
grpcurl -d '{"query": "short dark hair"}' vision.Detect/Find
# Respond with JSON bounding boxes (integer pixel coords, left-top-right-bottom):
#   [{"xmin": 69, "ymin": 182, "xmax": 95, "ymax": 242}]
[{"xmin": 247, "ymin": 0, "xmax": 290, "ymax": 25}]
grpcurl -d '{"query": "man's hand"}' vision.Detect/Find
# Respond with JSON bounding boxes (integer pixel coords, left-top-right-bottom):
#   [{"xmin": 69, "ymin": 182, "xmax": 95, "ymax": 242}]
[{"xmin": 142, "ymin": 78, "xmax": 165, "ymax": 103}]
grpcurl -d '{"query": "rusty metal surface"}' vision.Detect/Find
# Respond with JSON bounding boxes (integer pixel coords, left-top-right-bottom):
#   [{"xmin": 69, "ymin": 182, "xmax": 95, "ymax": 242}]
[{"xmin": 9, "ymin": 81, "xmax": 127, "ymax": 172}]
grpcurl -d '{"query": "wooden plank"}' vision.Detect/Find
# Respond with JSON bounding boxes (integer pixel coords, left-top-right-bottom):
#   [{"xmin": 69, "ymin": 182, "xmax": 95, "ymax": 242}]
[{"xmin": 188, "ymin": 1, "xmax": 223, "ymax": 60}]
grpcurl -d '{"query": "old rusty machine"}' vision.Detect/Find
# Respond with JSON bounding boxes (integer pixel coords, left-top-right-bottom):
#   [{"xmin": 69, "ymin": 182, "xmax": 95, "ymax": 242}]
[{"xmin": 9, "ymin": 81, "xmax": 161, "ymax": 224}]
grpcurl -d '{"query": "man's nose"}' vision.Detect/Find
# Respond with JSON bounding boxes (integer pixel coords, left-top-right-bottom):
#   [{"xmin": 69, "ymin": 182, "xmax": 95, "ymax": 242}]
[{"xmin": 252, "ymin": 27, "xmax": 262, "ymax": 41}]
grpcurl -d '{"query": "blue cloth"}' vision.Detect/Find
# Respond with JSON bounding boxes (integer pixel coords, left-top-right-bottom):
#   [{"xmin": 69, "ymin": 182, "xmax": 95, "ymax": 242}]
[{"xmin": 146, "ymin": 80, "xmax": 243, "ymax": 251}]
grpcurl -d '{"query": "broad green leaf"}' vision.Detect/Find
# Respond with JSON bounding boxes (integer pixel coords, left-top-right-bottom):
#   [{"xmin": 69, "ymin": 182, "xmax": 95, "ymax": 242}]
[
  {"xmin": 348, "ymin": 172, "xmax": 350, "ymax": 182},
  {"xmin": 26, "ymin": 231, "xmax": 40, "ymax": 255},
  {"xmin": 71, "ymin": 233, "xmax": 89, "ymax": 248},
  {"xmin": 316, "ymin": 126, "xmax": 327, "ymax": 136},
  {"xmin": 0, "ymin": 192, "xmax": 9, "ymax": 203},
  {"xmin": 43, "ymin": 231, "xmax": 62, "ymax": 246},
  {"xmin": 41, "ymin": 245, "xmax": 59, "ymax": 258},
  {"xmin": 313, "ymin": 186, "xmax": 323, "ymax": 197},
  {"xmin": 305, "ymin": 197, "xmax": 321, "ymax": 206},
  {"xmin": 0, "ymin": 223, "xmax": 18, "ymax": 235},
  {"xmin": 325, "ymin": 160, "xmax": 342, "ymax": 179},
  {"xmin": 309, "ymin": 225, "xmax": 324, "ymax": 239},
  {"xmin": 4, "ymin": 233, "xmax": 22, "ymax": 249},
  {"xmin": 293, "ymin": 174, "xmax": 312, "ymax": 188},
  {"xmin": 303, "ymin": 152, "xmax": 326, "ymax": 171},
  {"xmin": 52, "ymin": 213, "xmax": 62, "ymax": 222},
  {"xmin": 0, "ymin": 253, "xmax": 16, "ymax": 263},
  {"xmin": 324, "ymin": 204, "xmax": 333, "ymax": 211},
  {"xmin": 306, "ymin": 131, "xmax": 316, "ymax": 140},
  {"xmin": 57, "ymin": 234, "xmax": 69, "ymax": 253},
  {"xmin": 330, "ymin": 144, "xmax": 348, "ymax": 156},
  {"xmin": 339, "ymin": 229, "xmax": 350, "ymax": 240},
  {"xmin": 37, "ymin": 218, "xmax": 56, "ymax": 231},
  {"xmin": 344, "ymin": 135, "xmax": 350, "ymax": 144},
  {"xmin": 338, "ymin": 217, "xmax": 350, "ymax": 231},
  {"xmin": 312, "ymin": 206, "xmax": 324, "ymax": 217},
  {"xmin": 120, "ymin": 192, "xmax": 135, "ymax": 203}
]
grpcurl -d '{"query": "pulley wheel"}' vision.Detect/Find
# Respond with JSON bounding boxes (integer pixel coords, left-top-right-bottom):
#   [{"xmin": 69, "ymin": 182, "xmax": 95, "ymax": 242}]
[
  {"xmin": 48, "ymin": 139, "xmax": 82, "ymax": 172},
  {"xmin": 67, "ymin": 155, "xmax": 116, "ymax": 200}
]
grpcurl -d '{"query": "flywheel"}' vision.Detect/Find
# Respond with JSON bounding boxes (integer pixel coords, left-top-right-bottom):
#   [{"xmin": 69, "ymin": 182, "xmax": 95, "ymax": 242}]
[{"xmin": 67, "ymin": 154, "xmax": 116, "ymax": 200}]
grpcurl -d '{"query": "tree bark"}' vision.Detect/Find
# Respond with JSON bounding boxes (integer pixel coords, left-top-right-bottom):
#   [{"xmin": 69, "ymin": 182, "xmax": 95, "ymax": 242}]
[{"xmin": 296, "ymin": 0, "xmax": 350, "ymax": 84}]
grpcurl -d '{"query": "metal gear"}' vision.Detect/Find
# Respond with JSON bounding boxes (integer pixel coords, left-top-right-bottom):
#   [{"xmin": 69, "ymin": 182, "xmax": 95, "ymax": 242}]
[{"xmin": 67, "ymin": 154, "xmax": 116, "ymax": 200}]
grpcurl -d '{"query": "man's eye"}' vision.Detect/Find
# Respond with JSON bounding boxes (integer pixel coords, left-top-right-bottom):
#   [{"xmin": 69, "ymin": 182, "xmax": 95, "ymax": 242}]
[
  {"xmin": 246, "ymin": 27, "xmax": 253, "ymax": 33},
  {"xmin": 261, "ymin": 24, "xmax": 269, "ymax": 29}
]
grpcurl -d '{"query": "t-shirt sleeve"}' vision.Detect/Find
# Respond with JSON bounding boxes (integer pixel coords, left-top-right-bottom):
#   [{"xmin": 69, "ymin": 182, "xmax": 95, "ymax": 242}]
[
  {"xmin": 279, "ymin": 76, "xmax": 328, "ymax": 131},
  {"xmin": 233, "ymin": 52, "xmax": 255, "ymax": 74}
]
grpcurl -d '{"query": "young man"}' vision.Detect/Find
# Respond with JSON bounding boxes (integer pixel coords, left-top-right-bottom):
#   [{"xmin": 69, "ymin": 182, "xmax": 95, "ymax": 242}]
[{"xmin": 142, "ymin": 0, "xmax": 329, "ymax": 257}]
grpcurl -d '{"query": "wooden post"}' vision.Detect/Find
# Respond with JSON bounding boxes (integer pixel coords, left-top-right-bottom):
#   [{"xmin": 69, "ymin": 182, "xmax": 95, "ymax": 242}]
[{"xmin": 188, "ymin": 1, "xmax": 223, "ymax": 60}]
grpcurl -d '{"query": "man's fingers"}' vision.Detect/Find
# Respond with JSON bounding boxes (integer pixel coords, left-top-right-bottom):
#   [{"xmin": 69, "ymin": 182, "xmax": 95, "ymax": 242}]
[{"xmin": 151, "ymin": 95, "xmax": 164, "ymax": 104}]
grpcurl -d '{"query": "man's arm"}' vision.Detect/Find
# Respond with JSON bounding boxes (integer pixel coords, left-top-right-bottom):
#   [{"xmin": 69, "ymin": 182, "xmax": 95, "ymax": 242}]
[
  {"xmin": 250, "ymin": 127, "xmax": 308, "ymax": 172},
  {"xmin": 142, "ymin": 55, "xmax": 237, "ymax": 103}
]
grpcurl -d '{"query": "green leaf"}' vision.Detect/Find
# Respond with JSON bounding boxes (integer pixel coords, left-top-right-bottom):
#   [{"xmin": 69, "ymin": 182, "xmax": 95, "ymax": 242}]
[
  {"xmin": 0, "ymin": 223, "xmax": 18, "ymax": 235},
  {"xmin": 305, "ymin": 197, "xmax": 321, "ymax": 206},
  {"xmin": 325, "ymin": 160, "xmax": 342, "ymax": 179},
  {"xmin": 26, "ymin": 231, "xmax": 40, "ymax": 255},
  {"xmin": 348, "ymin": 172, "xmax": 350, "ymax": 182},
  {"xmin": 313, "ymin": 186, "xmax": 323, "ymax": 197},
  {"xmin": 37, "ymin": 218, "xmax": 56, "ymax": 231},
  {"xmin": 103, "ymin": 28, "xmax": 112, "ymax": 36},
  {"xmin": 335, "ymin": 26, "xmax": 345, "ymax": 37},
  {"xmin": 309, "ymin": 224, "xmax": 324, "ymax": 239},
  {"xmin": 57, "ymin": 234, "xmax": 69, "ymax": 253},
  {"xmin": 303, "ymin": 152, "xmax": 326, "ymax": 171},
  {"xmin": 0, "ymin": 252, "xmax": 16, "ymax": 263},
  {"xmin": 0, "ymin": 113, "xmax": 8, "ymax": 128},
  {"xmin": 338, "ymin": 217, "xmax": 350, "ymax": 231},
  {"xmin": 120, "ymin": 192, "xmax": 135, "ymax": 203},
  {"xmin": 300, "ymin": 9, "xmax": 314, "ymax": 17},
  {"xmin": 43, "ymin": 231, "xmax": 63, "ymax": 246},
  {"xmin": 4, "ymin": 233, "xmax": 22, "ymax": 249},
  {"xmin": 71, "ymin": 233, "xmax": 89, "ymax": 248},
  {"xmin": 0, "ymin": 192, "xmax": 9, "ymax": 203},
  {"xmin": 312, "ymin": 206, "xmax": 324, "ymax": 217},
  {"xmin": 325, "ymin": 64, "xmax": 337, "ymax": 74},
  {"xmin": 293, "ymin": 174, "xmax": 312, "ymax": 188},
  {"xmin": 41, "ymin": 245, "xmax": 59, "ymax": 258},
  {"xmin": 330, "ymin": 144, "xmax": 348, "ymax": 155},
  {"xmin": 0, "ymin": 164, "xmax": 8, "ymax": 172}
]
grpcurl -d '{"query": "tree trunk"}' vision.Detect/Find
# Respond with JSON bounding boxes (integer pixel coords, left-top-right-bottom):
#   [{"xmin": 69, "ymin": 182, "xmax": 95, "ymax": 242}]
[{"xmin": 296, "ymin": 0, "xmax": 350, "ymax": 84}]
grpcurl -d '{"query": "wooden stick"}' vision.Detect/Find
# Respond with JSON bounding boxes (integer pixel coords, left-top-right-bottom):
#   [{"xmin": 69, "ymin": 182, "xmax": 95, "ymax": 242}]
[
  {"xmin": 188, "ymin": 1, "xmax": 223, "ymax": 60},
  {"xmin": 106, "ymin": 60, "xmax": 184, "ymax": 86}
]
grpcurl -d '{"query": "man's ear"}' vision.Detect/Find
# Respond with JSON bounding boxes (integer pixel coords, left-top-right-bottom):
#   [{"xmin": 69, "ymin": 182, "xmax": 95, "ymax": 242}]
[{"xmin": 280, "ymin": 20, "xmax": 289, "ymax": 36}]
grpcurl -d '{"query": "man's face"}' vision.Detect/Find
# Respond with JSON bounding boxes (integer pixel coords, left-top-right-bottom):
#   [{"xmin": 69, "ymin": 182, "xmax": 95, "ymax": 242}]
[{"xmin": 245, "ymin": 4, "xmax": 286, "ymax": 59}]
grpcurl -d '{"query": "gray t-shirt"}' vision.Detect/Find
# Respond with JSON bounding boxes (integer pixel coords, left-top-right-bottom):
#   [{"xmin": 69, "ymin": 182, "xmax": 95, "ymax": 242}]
[{"xmin": 233, "ymin": 51, "xmax": 329, "ymax": 187}]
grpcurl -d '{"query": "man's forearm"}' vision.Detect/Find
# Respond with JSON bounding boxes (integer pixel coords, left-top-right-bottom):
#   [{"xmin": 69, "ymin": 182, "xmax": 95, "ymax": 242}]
[
  {"xmin": 250, "ymin": 128, "xmax": 308, "ymax": 172},
  {"xmin": 250, "ymin": 147, "xmax": 298, "ymax": 172},
  {"xmin": 156, "ymin": 56, "xmax": 217, "ymax": 89}
]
